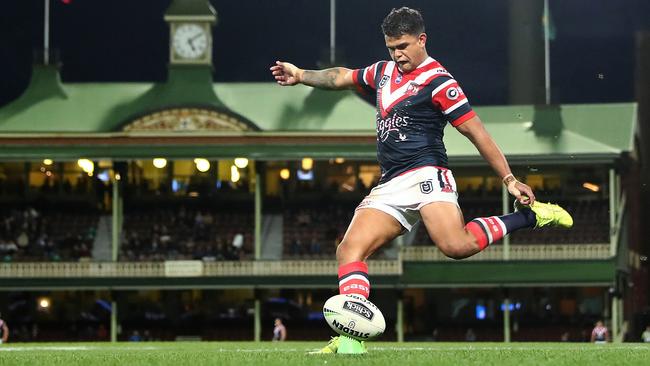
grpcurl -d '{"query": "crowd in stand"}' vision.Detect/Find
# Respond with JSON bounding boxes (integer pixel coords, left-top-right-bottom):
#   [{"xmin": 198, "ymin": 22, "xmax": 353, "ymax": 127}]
[
  {"xmin": 0, "ymin": 207, "xmax": 97, "ymax": 261},
  {"xmin": 0, "ymin": 194, "xmax": 610, "ymax": 262},
  {"xmin": 119, "ymin": 206, "xmax": 253, "ymax": 261},
  {"xmin": 282, "ymin": 207, "xmax": 348, "ymax": 259}
]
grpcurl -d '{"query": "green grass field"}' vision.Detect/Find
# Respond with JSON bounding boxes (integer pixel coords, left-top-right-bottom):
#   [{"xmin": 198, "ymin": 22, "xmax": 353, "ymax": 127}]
[{"xmin": 1, "ymin": 342, "xmax": 649, "ymax": 365}]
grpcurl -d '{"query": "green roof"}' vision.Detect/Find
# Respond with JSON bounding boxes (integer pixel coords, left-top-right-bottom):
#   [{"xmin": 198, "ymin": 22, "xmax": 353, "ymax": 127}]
[
  {"xmin": 0, "ymin": 66, "xmax": 637, "ymax": 163},
  {"xmin": 164, "ymin": 0, "xmax": 216, "ymax": 21}
]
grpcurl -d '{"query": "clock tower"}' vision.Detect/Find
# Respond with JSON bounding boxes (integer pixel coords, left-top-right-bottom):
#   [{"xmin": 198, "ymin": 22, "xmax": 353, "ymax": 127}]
[{"xmin": 164, "ymin": 0, "xmax": 217, "ymax": 65}]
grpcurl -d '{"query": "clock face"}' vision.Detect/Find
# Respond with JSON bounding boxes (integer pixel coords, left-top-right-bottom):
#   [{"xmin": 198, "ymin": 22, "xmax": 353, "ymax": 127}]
[{"xmin": 173, "ymin": 23, "xmax": 209, "ymax": 60}]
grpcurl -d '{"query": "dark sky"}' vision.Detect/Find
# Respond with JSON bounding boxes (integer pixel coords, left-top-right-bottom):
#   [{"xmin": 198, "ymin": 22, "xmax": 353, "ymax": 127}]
[{"xmin": 1, "ymin": 0, "xmax": 649, "ymax": 107}]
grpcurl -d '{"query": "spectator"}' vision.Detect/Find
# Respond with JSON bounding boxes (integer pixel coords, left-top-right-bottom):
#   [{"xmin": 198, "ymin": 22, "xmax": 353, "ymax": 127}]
[
  {"xmin": 290, "ymin": 235, "xmax": 303, "ymax": 256},
  {"xmin": 296, "ymin": 210, "xmax": 311, "ymax": 227},
  {"xmin": 128, "ymin": 330, "xmax": 142, "ymax": 342},
  {"xmin": 560, "ymin": 331, "xmax": 570, "ymax": 342},
  {"xmin": 96, "ymin": 324, "xmax": 108, "ymax": 340},
  {"xmin": 642, "ymin": 325, "xmax": 650, "ymax": 343},
  {"xmin": 309, "ymin": 234, "xmax": 321, "ymax": 255},
  {"xmin": 272, "ymin": 318, "xmax": 287, "ymax": 341},
  {"xmin": 16, "ymin": 231, "xmax": 29, "ymax": 250},
  {"xmin": 0, "ymin": 313, "xmax": 9, "ymax": 344},
  {"xmin": 590, "ymin": 320, "xmax": 609, "ymax": 343},
  {"xmin": 465, "ymin": 328, "xmax": 476, "ymax": 342}
]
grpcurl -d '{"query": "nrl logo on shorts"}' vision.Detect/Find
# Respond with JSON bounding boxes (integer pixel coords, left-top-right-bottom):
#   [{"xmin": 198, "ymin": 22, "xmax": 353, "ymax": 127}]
[
  {"xmin": 378, "ymin": 75, "xmax": 390, "ymax": 88},
  {"xmin": 420, "ymin": 180, "xmax": 434, "ymax": 194}
]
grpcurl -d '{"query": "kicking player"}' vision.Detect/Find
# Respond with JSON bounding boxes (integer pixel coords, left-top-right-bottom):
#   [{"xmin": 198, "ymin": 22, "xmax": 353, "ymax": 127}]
[{"xmin": 270, "ymin": 7, "xmax": 572, "ymax": 354}]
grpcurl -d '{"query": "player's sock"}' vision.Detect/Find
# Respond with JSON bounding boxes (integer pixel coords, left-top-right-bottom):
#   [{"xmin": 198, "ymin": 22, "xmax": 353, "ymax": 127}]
[
  {"xmin": 465, "ymin": 209, "xmax": 536, "ymax": 250},
  {"xmin": 338, "ymin": 261, "xmax": 370, "ymax": 299}
]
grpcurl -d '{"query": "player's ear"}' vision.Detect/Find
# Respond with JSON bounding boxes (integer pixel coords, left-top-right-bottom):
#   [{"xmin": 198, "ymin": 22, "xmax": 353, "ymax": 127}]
[{"xmin": 418, "ymin": 33, "xmax": 427, "ymax": 46}]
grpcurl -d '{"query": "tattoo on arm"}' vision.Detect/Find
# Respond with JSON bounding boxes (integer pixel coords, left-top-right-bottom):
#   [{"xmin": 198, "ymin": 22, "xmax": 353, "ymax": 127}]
[{"xmin": 302, "ymin": 68, "xmax": 348, "ymax": 90}]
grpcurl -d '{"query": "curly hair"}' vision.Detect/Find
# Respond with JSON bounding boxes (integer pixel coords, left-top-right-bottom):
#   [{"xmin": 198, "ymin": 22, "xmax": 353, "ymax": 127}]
[{"xmin": 381, "ymin": 7, "xmax": 425, "ymax": 37}]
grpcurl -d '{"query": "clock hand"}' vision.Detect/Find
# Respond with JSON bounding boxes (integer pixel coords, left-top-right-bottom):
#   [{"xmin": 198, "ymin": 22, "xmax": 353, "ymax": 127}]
[
  {"xmin": 189, "ymin": 32, "xmax": 205, "ymax": 41},
  {"xmin": 187, "ymin": 38, "xmax": 196, "ymax": 51}
]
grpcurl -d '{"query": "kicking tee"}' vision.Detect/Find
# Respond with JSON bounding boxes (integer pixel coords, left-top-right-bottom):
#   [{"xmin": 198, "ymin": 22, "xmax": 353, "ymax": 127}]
[{"xmin": 352, "ymin": 57, "xmax": 475, "ymax": 184}]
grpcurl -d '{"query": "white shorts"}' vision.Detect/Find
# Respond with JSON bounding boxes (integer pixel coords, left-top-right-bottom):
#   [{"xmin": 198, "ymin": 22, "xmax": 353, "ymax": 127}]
[{"xmin": 356, "ymin": 166, "xmax": 459, "ymax": 231}]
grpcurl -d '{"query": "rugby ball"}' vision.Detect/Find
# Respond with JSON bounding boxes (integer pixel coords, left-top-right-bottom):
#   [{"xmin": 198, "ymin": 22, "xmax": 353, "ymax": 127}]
[{"xmin": 323, "ymin": 294, "xmax": 385, "ymax": 340}]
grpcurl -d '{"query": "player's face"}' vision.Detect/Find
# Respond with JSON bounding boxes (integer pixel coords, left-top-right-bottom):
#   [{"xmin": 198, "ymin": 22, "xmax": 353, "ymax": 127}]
[{"xmin": 385, "ymin": 33, "xmax": 427, "ymax": 73}]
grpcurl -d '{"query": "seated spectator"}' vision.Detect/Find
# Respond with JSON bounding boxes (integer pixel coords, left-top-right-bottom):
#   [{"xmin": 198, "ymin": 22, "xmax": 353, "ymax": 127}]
[
  {"xmin": 290, "ymin": 235, "xmax": 303, "ymax": 256},
  {"xmin": 309, "ymin": 234, "xmax": 321, "ymax": 255}
]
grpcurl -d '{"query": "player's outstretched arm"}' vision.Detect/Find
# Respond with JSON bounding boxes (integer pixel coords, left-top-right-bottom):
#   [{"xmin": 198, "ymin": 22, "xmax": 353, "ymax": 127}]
[
  {"xmin": 456, "ymin": 115, "xmax": 535, "ymax": 205},
  {"xmin": 270, "ymin": 61, "xmax": 355, "ymax": 90}
]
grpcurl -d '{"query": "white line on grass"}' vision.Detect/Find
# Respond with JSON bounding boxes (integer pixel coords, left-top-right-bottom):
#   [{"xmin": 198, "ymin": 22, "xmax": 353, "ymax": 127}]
[{"xmin": 0, "ymin": 346, "xmax": 160, "ymax": 352}]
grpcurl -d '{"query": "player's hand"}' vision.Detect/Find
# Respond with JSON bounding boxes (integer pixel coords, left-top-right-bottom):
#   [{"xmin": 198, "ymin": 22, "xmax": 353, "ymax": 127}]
[
  {"xmin": 270, "ymin": 61, "xmax": 302, "ymax": 86},
  {"xmin": 509, "ymin": 181, "xmax": 535, "ymax": 205}
]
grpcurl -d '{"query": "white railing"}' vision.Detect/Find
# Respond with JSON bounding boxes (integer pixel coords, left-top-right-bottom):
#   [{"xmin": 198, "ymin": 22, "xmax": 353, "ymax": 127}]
[
  {"xmin": 0, "ymin": 260, "xmax": 401, "ymax": 278},
  {"xmin": 204, "ymin": 260, "xmax": 401, "ymax": 276},
  {"xmin": 0, "ymin": 245, "xmax": 613, "ymax": 278},
  {"xmin": 401, "ymin": 244, "xmax": 612, "ymax": 261}
]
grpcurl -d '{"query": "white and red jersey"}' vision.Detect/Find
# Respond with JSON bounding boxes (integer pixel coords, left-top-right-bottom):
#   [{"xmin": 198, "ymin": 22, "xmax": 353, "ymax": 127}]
[
  {"xmin": 352, "ymin": 57, "xmax": 475, "ymax": 183},
  {"xmin": 592, "ymin": 325, "xmax": 608, "ymax": 341}
]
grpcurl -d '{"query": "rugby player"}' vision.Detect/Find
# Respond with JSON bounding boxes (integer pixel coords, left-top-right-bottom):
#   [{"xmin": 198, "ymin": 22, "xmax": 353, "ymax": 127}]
[{"xmin": 270, "ymin": 6, "xmax": 572, "ymax": 354}]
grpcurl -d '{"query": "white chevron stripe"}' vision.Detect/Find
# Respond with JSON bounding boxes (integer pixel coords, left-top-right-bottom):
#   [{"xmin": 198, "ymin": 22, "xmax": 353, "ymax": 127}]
[
  {"xmin": 443, "ymin": 98, "xmax": 468, "ymax": 115},
  {"xmin": 380, "ymin": 63, "xmax": 450, "ymax": 111}
]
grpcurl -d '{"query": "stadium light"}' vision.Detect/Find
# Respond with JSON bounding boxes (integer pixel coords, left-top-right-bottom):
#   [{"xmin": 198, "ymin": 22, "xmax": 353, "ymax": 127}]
[
  {"xmin": 234, "ymin": 157, "xmax": 249, "ymax": 169},
  {"xmin": 153, "ymin": 158, "xmax": 167, "ymax": 169},
  {"xmin": 302, "ymin": 157, "xmax": 313, "ymax": 171},
  {"xmin": 194, "ymin": 158, "xmax": 210, "ymax": 172},
  {"xmin": 582, "ymin": 182, "xmax": 600, "ymax": 192},
  {"xmin": 77, "ymin": 159, "xmax": 94, "ymax": 175},
  {"xmin": 43, "ymin": 158, "xmax": 53, "ymax": 166},
  {"xmin": 231, "ymin": 165, "xmax": 240, "ymax": 183},
  {"xmin": 280, "ymin": 168, "xmax": 290, "ymax": 180},
  {"xmin": 38, "ymin": 297, "xmax": 51, "ymax": 310}
]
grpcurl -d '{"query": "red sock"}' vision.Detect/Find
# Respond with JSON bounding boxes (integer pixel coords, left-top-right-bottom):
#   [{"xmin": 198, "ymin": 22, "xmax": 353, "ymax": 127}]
[
  {"xmin": 465, "ymin": 216, "xmax": 506, "ymax": 250},
  {"xmin": 338, "ymin": 261, "xmax": 370, "ymax": 299}
]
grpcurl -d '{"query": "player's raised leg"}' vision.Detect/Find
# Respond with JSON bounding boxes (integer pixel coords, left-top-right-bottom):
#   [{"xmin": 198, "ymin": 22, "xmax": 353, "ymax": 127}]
[
  {"xmin": 313, "ymin": 208, "xmax": 402, "ymax": 354},
  {"xmin": 420, "ymin": 200, "xmax": 573, "ymax": 259},
  {"xmin": 420, "ymin": 201, "xmax": 528, "ymax": 259}
]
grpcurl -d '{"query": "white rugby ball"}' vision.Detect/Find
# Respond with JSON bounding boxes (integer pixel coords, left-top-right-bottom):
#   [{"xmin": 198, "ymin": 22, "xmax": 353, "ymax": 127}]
[{"xmin": 323, "ymin": 294, "xmax": 385, "ymax": 340}]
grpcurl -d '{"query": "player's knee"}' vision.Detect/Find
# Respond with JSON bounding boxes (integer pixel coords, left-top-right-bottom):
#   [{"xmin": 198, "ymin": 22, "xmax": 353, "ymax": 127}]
[
  {"xmin": 436, "ymin": 238, "xmax": 477, "ymax": 260},
  {"xmin": 439, "ymin": 245, "xmax": 469, "ymax": 260},
  {"xmin": 336, "ymin": 237, "xmax": 373, "ymax": 264},
  {"xmin": 336, "ymin": 240, "xmax": 358, "ymax": 263}
]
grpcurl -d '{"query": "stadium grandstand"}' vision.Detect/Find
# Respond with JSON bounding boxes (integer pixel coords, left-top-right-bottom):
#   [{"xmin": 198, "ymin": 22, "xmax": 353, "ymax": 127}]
[{"xmin": 0, "ymin": 0, "xmax": 649, "ymax": 355}]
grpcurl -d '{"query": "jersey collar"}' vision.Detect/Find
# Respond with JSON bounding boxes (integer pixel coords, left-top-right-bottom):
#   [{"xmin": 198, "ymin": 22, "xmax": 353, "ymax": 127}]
[{"xmin": 400, "ymin": 57, "xmax": 436, "ymax": 77}]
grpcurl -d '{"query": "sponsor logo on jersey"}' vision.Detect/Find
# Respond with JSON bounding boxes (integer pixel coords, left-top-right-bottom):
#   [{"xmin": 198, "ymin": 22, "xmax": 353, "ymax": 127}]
[
  {"xmin": 376, "ymin": 114, "xmax": 410, "ymax": 142},
  {"xmin": 446, "ymin": 87, "xmax": 459, "ymax": 100},
  {"xmin": 343, "ymin": 301, "xmax": 375, "ymax": 321},
  {"xmin": 331, "ymin": 319, "xmax": 371, "ymax": 339},
  {"xmin": 378, "ymin": 75, "xmax": 390, "ymax": 88},
  {"xmin": 395, "ymin": 74, "xmax": 403, "ymax": 84}
]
